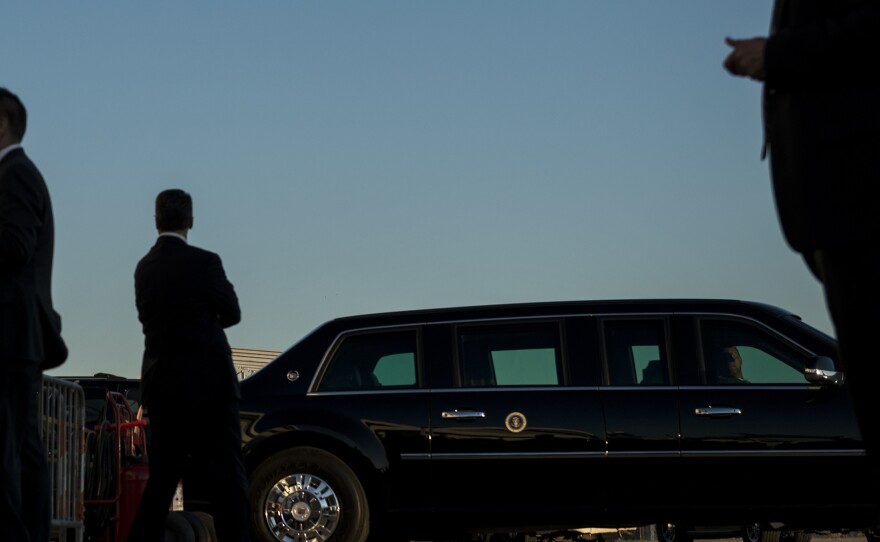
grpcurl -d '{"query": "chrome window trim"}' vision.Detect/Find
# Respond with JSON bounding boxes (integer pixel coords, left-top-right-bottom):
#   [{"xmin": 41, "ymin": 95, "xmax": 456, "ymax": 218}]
[
  {"xmin": 408, "ymin": 451, "xmax": 609, "ymax": 460},
  {"xmin": 399, "ymin": 449, "xmax": 864, "ymax": 461},
  {"xmin": 307, "ymin": 388, "xmax": 428, "ymax": 397},
  {"xmin": 680, "ymin": 449, "xmax": 864, "ymax": 458},
  {"xmin": 305, "ymin": 382, "xmax": 824, "ymax": 396},
  {"xmin": 309, "ymin": 308, "xmax": 823, "ymax": 393},
  {"xmin": 308, "ymin": 385, "xmax": 603, "ymax": 396},
  {"xmin": 400, "ymin": 448, "xmax": 865, "ymax": 461},
  {"xmin": 677, "ymin": 384, "xmax": 824, "ymax": 391}
]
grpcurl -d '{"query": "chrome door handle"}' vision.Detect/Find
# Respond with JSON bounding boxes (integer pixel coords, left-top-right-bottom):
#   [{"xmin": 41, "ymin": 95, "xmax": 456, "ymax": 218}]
[
  {"xmin": 695, "ymin": 406, "xmax": 742, "ymax": 417},
  {"xmin": 441, "ymin": 410, "xmax": 486, "ymax": 420}
]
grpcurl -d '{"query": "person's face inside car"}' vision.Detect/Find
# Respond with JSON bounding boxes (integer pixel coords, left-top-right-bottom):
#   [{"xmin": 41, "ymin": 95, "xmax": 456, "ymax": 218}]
[{"xmin": 720, "ymin": 346, "xmax": 745, "ymax": 381}]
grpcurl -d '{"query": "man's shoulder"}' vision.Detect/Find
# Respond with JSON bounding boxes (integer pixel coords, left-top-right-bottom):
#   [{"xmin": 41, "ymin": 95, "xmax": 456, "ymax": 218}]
[
  {"xmin": 134, "ymin": 240, "xmax": 223, "ymax": 287},
  {"xmin": 0, "ymin": 146, "xmax": 26, "ymax": 165},
  {"xmin": 142, "ymin": 237, "xmax": 222, "ymax": 264},
  {"xmin": 0, "ymin": 148, "xmax": 42, "ymax": 183},
  {"xmin": 181, "ymin": 241, "xmax": 222, "ymax": 263}
]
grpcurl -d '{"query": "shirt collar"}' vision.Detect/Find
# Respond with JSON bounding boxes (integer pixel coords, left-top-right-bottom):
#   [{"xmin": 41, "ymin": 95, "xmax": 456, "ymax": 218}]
[
  {"xmin": 158, "ymin": 232, "xmax": 188, "ymax": 243},
  {"xmin": 0, "ymin": 144, "xmax": 23, "ymax": 163}
]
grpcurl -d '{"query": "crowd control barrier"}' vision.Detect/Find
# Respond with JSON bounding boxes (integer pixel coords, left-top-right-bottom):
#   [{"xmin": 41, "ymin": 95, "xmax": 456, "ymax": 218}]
[{"xmin": 40, "ymin": 375, "xmax": 86, "ymax": 542}]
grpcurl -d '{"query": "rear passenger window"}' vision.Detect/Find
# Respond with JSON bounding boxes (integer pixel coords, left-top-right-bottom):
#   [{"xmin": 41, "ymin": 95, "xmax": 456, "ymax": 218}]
[
  {"xmin": 458, "ymin": 322, "xmax": 562, "ymax": 387},
  {"xmin": 318, "ymin": 330, "xmax": 418, "ymax": 391},
  {"xmin": 603, "ymin": 319, "xmax": 669, "ymax": 386},
  {"xmin": 700, "ymin": 319, "xmax": 807, "ymax": 385}
]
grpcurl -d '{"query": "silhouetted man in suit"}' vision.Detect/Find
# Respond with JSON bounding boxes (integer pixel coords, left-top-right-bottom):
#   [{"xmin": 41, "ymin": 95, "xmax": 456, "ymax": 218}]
[
  {"xmin": 128, "ymin": 189, "xmax": 250, "ymax": 542},
  {"xmin": 724, "ymin": 2, "xmax": 880, "ymax": 481},
  {"xmin": 0, "ymin": 87, "xmax": 68, "ymax": 542}
]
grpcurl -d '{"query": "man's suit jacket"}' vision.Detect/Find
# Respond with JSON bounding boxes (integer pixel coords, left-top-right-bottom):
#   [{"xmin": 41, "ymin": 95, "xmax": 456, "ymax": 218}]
[
  {"xmin": 134, "ymin": 235, "xmax": 241, "ymax": 408},
  {"xmin": 0, "ymin": 147, "xmax": 67, "ymax": 368},
  {"xmin": 764, "ymin": 0, "xmax": 880, "ymax": 253}
]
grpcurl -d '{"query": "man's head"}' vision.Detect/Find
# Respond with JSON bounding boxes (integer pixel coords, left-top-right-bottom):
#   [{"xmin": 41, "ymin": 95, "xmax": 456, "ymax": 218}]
[
  {"xmin": 0, "ymin": 87, "xmax": 27, "ymax": 147},
  {"xmin": 720, "ymin": 346, "xmax": 744, "ymax": 380},
  {"xmin": 155, "ymin": 189, "xmax": 194, "ymax": 233}
]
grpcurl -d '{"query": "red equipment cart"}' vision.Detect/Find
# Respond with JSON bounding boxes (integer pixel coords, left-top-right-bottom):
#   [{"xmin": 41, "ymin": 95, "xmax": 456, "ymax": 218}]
[{"xmin": 83, "ymin": 391, "xmax": 149, "ymax": 542}]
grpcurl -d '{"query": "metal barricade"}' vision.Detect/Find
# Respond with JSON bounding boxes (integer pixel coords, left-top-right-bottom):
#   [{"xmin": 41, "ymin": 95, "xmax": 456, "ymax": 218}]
[{"xmin": 40, "ymin": 375, "xmax": 86, "ymax": 542}]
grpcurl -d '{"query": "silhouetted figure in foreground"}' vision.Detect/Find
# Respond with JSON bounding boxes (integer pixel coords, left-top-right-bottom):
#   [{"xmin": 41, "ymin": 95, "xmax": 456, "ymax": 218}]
[
  {"xmin": 128, "ymin": 189, "xmax": 250, "ymax": 542},
  {"xmin": 725, "ymin": 1, "xmax": 880, "ymax": 482},
  {"xmin": 0, "ymin": 87, "xmax": 68, "ymax": 542}
]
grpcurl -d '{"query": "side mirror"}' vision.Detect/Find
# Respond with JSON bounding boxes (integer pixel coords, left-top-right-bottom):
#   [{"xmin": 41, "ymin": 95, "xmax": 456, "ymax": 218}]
[{"xmin": 805, "ymin": 356, "xmax": 845, "ymax": 386}]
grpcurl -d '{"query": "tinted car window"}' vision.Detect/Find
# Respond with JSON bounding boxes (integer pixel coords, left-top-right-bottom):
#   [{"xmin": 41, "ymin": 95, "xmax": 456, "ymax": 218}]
[
  {"xmin": 603, "ymin": 319, "xmax": 669, "ymax": 386},
  {"xmin": 700, "ymin": 319, "xmax": 808, "ymax": 385},
  {"xmin": 457, "ymin": 322, "xmax": 562, "ymax": 387},
  {"xmin": 64, "ymin": 377, "xmax": 141, "ymax": 428},
  {"xmin": 318, "ymin": 329, "xmax": 418, "ymax": 391}
]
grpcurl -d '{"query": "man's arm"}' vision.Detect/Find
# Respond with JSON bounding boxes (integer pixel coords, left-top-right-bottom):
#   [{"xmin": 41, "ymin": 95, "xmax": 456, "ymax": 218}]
[
  {"xmin": 724, "ymin": 5, "xmax": 880, "ymax": 85},
  {"xmin": 0, "ymin": 161, "xmax": 42, "ymax": 268},
  {"xmin": 723, "ymin": 37, "xmax": 767, "ymax": 81},
  {"xmin": 206, "ymin": 252, "xmax": 241, "ymax": 329}
]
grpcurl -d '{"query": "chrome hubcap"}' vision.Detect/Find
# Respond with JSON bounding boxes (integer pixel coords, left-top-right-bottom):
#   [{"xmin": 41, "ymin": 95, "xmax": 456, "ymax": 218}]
[
  {"xmin": 264, "ymin": 473, "xmax": 340, "ymax": 542},
  {"xmin": 745, "ymin": 523, "xmax": 761, "ymax": 542},
  {"xmin": 660, "ymin": 524, "xmax": 677, "ymax": 542}
]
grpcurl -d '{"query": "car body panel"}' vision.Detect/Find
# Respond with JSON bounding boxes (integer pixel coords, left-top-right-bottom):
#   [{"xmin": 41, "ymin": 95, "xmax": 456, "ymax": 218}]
[
  {"xmin": 237, "ymin": 299, "xmax": 877, "ymax": 538},
  {"xmin": 429, "ymin": 386, "xmax": 607, "ymax": 526}
]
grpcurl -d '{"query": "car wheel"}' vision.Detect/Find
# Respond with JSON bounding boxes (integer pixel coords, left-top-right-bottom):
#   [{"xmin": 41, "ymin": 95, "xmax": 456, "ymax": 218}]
[
  {"xmin": 179, "ymin": 511, "xmax": 211, "ymax": 542},
  {"xmin": 164, "ymin": 511, "xmax": 196, "ymax": 542},
  {"xmin": 189, "ymin": 511, "xmax": 217, "ymax": 542},
  {"xmin": 865, "ymin": 528, "xmax": 880, "ymax": 542},
  {"xmin": 742, "ymin": 523, "xmax": 762, "ymax": 542},
  {"xmin": 249, "ymin": 446, "xmax": 370, "ymax": 542},
  {"xmin": 656, "ymin": 523, "xmax": 690, "ymax": 542}
]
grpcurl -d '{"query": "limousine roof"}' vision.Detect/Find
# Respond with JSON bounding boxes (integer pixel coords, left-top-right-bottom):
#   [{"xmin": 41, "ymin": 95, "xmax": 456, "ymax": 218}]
[{"xmin": 325, "ymin": 298, "xmax": 800, "ymax": 327}]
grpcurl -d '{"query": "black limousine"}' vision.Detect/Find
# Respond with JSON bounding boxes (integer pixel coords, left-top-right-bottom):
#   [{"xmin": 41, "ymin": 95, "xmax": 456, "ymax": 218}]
[{"xmin": 237, "ymin": 299, "xmax": 877, "ymax": 542}]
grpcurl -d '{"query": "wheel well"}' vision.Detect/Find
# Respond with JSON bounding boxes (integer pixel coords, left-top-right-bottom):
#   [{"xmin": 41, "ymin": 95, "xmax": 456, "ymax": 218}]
[{"xmin": 243, "ymin": 431, "xmax": 385, "ymax": 513}]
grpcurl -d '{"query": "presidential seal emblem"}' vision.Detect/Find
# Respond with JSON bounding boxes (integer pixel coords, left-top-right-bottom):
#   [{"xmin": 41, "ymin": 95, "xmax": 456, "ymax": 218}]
[{"xmin": 505, "ymin": 411, "xmax": 527, "ymax": 433}]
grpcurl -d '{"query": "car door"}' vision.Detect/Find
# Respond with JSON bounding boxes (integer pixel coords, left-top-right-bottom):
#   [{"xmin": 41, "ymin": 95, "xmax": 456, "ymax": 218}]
[
  {"xmin": 428, "ymin": 318, "xmax": 608, "ymax": 530},
  {"xmin": 677, "ymin": 316, "xmax": 864, "ymax": 519},
  {"xmin": 597, "ymin": 316, "xmax": 682, "ymax": 521},
  {"xmin": 308, "ymin": 327, "xmax": 434, "ymax": 516}
]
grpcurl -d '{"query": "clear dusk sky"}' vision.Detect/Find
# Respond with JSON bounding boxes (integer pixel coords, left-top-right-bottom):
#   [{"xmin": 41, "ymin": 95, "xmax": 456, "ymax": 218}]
[{"xmin": 2, "ymin": 2, "xmax": 835, "ymax": 379}]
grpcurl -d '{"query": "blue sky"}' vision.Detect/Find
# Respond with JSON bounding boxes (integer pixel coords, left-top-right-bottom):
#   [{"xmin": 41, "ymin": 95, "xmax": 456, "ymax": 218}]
[{"xmin": 3, "ymin": 2, "xmax": 834, "ymax": 379}]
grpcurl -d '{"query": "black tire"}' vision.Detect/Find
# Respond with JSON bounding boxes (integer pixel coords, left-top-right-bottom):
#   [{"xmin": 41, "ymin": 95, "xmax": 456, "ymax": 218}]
[
  {"xmin": 654, "ymin": 523, "xmax": 691, "ymax": 542},
  {"xmin": 165, "ymin": 511, "xmax": 196, "ymax": 542},
  {"xmin": 249, "ymin": 446, "xmax": 370, "ymax": 542},
  {"xmin": 657, "ymin": 523, "xmax": 691, "ymax": 542},
  {"xmin": 365, "ymin": 528, "xmax": 412, "ymax": 542},
  {"xmin": 190, "ymin": 511, "xmax": 218, "ymax": 542},
  {"xmin": 742, "ymin": 523, "xmax": 762, "ymax": 542},
  {"xmin": 865, "ymin": 528, "xmax": 880, "ymax": 542},
  {"xmin": 180, "ymin": 510, "xmax": 212, "ymax": 542}
]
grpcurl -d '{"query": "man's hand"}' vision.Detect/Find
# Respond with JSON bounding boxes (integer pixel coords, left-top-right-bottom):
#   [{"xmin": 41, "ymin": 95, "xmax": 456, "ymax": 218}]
[{"xmin": 724, "ymin": 36, "xmax": 767, "ymax": 81}]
